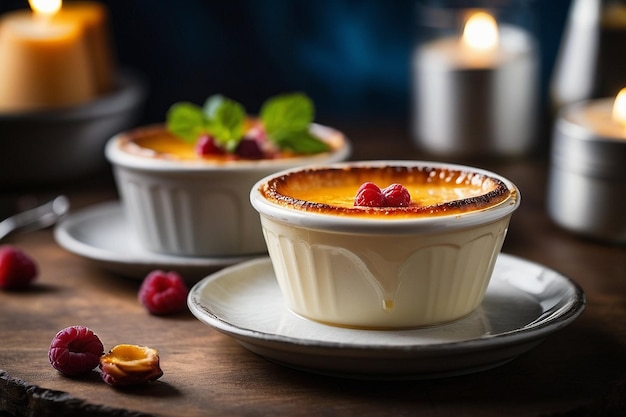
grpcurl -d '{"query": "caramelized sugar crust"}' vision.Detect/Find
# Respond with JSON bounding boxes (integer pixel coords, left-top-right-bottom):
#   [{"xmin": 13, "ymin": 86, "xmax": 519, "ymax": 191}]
[{"xmin": 260, "ymin": 166, "xmax": 512, "ymax": 217}]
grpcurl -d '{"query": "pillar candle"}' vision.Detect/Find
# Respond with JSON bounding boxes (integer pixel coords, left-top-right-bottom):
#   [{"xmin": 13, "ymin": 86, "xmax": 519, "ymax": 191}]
[
  {"xmin": 0, "ymin": 9, "xmax": 95, "ymax": 112},
  {"xmin": 412, "ymin": 11, "xmax": 538, "ymax": 157},
  {"xmin": 0, "ymin": 1, "xmax": 114, "ymax": 112},
  {"xmin": 55, "ymin": 1, "xmax": 113, "ymax": 94}
]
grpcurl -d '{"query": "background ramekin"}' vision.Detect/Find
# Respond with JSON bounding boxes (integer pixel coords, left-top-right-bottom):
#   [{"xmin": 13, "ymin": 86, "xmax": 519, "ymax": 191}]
[
  {"xmin": 105, "ymin": 124, "xmax": 350, "ymax": 257},
  {"xmin": 250, "ymin": 160, "xmax": 520, "ymax": 329}
]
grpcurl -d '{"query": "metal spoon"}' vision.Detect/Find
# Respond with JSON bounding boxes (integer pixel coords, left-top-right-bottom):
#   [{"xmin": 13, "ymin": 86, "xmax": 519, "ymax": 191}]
[{"xmin": 0, "ymin": 195, "xmax": 70, "ymax": 241}]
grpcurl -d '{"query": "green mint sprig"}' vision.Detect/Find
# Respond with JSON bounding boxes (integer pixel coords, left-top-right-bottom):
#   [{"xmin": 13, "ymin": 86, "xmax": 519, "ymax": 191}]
[
  {"xmin": 166, "ymin": 92, "xmax": 330, "ymax": 154},
  {"xmin": 166, "ymin": 95, "xmax": 245, "ymax": 152},
  {"xmin": 260, "ymin": 93, "xmax": 330, "ymax": 154}
]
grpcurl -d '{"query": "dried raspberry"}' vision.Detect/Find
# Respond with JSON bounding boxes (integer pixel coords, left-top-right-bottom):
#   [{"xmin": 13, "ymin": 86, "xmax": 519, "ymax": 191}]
[
  {"xmin": 195, "ymin": 134, "xmax": 224, "ymax": 156},
  {"xmin": 0, "ymin": 245, "xmax": 38, "ymax": 290},
  {"xmin": 138, "ymin": 270, "xmax": 188, "ymax": 315},
  {"xmin": 48, "ymin": 326, "xmax": 104, "ymax": 376},
  {"xmin": 354, "ymin": 182, "xmax": 385, "ymax": 207},
  {"xmin": 382, "ymin": 183, "xmax": 411, "ymax": 207}
]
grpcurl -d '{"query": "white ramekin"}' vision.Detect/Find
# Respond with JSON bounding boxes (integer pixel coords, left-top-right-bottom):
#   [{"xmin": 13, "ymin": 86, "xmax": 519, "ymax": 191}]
[
  {"xmin": 250, "ymin": 160, "xmax": 520, "ymax": 329},
  {"xmin": 105, "ymin": 124, "xmax": 351, "ymax": 257}
]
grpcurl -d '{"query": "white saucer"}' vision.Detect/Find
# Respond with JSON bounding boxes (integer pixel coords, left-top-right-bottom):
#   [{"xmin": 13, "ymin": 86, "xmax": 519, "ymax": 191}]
[
  {"xmin": 54, "ymin": 201, "xmax": 257, "ymax": 281},
  {"xmin": 188, "ymin": 255, "xmax": 585, "ymax": 380}
]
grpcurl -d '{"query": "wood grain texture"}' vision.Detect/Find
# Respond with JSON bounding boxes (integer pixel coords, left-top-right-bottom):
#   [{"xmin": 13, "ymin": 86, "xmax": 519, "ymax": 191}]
[{"xmin": 1, "ymin": 123, "xmax": 625, "ymax": 417}]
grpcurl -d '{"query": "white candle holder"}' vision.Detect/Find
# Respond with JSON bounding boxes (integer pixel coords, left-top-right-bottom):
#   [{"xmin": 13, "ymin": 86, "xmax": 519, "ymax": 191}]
[{"xmin": 411, "ymin": 0, "xmax": 539, "ymax": 157}]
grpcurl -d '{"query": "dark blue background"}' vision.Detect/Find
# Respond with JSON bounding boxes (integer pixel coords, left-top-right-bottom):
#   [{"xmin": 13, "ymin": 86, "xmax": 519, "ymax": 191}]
[{"xmin": 0, "ymin": 0, "xmax": 572, "ymax": 124}]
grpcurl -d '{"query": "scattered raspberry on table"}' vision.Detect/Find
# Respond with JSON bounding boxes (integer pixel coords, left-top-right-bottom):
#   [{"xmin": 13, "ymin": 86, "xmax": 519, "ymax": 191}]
[
  {"xmin": 48, "ymin": 325, "xmax": 104, "ymax": 376},
  {"xmin": 138, "ymin": 270, "xmax": 189, "ymax": 315},
  {"xmin": 0, "ymin": 245, "xmax": 38, "ymax": 290}
]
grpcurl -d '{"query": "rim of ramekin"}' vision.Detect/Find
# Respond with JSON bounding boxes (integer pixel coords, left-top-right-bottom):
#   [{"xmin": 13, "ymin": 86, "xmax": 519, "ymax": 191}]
[
  {"xmin": 249, "ymin": 160, "xmax": 521, "ymax": 234},
  {"xmin": 105, "ymin": 123, "xmax": 351, "ymax": 172}
]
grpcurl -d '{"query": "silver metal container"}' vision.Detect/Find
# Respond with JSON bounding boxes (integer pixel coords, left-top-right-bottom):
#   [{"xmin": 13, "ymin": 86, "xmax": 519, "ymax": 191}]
[
  {"xmin": 550, "ymin": 0, "xmax": 626, "ymax": 110},
  {"xmin": 411, "ymin": 0, "xmax": 539, "ymax": 157},
  {"xmin": 547, "ymin": 100, "xmax": 626, "ymax": 243}
]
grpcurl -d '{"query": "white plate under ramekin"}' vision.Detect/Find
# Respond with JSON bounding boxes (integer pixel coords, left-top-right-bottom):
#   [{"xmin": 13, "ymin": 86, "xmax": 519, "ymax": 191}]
[
  {"xmin": 54, "ymin": 201, "xmax": 252, "ymax": 282},
  {"xmin": 188, "ymin": 255, "xmax": 585, "ymax": 380}
]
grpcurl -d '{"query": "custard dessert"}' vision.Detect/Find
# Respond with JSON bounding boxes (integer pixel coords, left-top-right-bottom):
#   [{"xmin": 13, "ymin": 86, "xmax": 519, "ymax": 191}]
[
  {"xmin": 250, "ymin": 161, "xmax": 520, "ymax": 328},
  {"xmin": 260, "ymin": 165, "xmax": 512, "ymax": 218},
  {"xmin": 105, "ymin": 92, "xmax": 350, "ymax": 257},
  {"xmin": 114, "ymin": 123, "xmax": 346, "ymax": 164}
]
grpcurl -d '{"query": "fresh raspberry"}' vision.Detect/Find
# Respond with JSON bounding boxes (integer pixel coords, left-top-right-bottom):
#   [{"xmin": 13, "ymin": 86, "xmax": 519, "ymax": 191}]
[
  {"xmin": 235, "ymin": 137, "xmax": 264, "ymax": 159},
  {"xmin": 382, "ymin": 183, "xmax": 411, "ymax": 207},
  {"xmin": 138, "ymin": 270, "xmax": 188, "ymax": 315},
  {"xmin": 195, "ymin": 134, "xmax": 224, "ymax": 156},
  {"xmin": 0, "ymin": 245, "xmax": 38, "ymax": 290},
  {"xmin": 354, "ymin": 182, "xmax": 385, "ymax": 207},
  {"xmin": 48, "ymin": 326, "xmax": 104, "ymax": 376}
]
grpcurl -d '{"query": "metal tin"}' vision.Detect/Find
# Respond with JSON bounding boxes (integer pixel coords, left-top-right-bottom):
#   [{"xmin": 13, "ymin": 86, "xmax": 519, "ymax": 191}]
[
  {"xmin": 410, "ymin": 0, "xmax": 539, "ymax": 157},
  {"xmin": 547, "ymin": 100, "xmax": 626, "ymax": 243}
]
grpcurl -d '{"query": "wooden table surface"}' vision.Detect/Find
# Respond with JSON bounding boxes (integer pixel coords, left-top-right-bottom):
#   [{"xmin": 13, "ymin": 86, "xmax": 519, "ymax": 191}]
[{"xmin": 1, "ymin": 122, "xmax": 625, "ymax": 417}]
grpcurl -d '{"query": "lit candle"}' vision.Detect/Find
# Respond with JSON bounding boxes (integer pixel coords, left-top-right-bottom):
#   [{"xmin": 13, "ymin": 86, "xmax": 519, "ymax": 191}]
[
  {"xmin": 547, "ymin": 89, "xmax": 626, "ymax": 242},
  {"xmin": 412, "ymin": 10, "xmax": 538, "ymax": 157},
  {"xmin": 612, "ymin": 88, "xmax": 626, "ymax": 133},
  {"xmin": 55, "ymin": 1, "xmax": 113, "ymax": 93},
  {"xmin": 462, "ymin": 12, "xmax": 498, "ymax": 52},
  {"xmin": 0, "ymin": 0, "xmax": 113, "ymax": 112},
  {"xmin": 557, "ymin": 88, "xmax": 626, "ymax": 139}
]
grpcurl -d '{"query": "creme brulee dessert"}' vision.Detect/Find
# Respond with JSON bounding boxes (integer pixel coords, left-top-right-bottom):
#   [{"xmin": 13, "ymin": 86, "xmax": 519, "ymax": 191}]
[
  {"xmin": 114, "ymin": 92, "xmax": 347, "ymax": 164},
  {"xmin": 115, "ymin": 122, "xmax": 346, "ymax": 164},
  {"xmin": 260, "ymin": 165, "xmax": 511, "ymax": 218},
  {"xmin": 105, "ymin": 93, "xmax": 350, "ymax": 257},
  {"xmin": 250, "ymin": 161, "xmax": 520, "ymax": 329}
]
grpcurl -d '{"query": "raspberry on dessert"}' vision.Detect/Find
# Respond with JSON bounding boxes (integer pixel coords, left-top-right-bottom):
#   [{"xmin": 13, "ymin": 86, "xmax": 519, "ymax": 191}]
[
  {"xmin": 235, "ymin": 137, "xmax": 264, "ymax": 159},
  {"xmin": 356, "ymin": 182, "xmax": 380, "ymax": 194},
  {"xmin": 195, "ymin": 134, "xmax": 224, "ymax": 156},
  {"xmin": 354, "ymin": 182, "xmax": 385, "ymax": 207},
  {"xmin": 48, "ymin": 326, "xmax": 104, "ymax": 376},
  {"xmin": 0, "ymin": 245, "xmax": 38, "ymax": 290},
  {"xmin": 138, "ymin": 270, "xmax": 188, "ymax": 315},
  {"xmin": 382, "ymin": 183, "xmax": 411, "ymax": 207},
  {"xmin": 100, "ymin": 344, "xmax": 163, "ymax": 387}
]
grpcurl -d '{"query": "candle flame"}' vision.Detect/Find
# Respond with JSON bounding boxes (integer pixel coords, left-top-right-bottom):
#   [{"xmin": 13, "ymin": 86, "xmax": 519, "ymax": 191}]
[
  {"xmin": 462, "ymin": 12, "xmax": 499, "ymax": 51},
  {"xmin": 29, "ymin": 0, "xmax": 62, "ymax": 17},
  {"xmin": 612, "ymin": 88, "xmax": 626, "ymax": 127}
]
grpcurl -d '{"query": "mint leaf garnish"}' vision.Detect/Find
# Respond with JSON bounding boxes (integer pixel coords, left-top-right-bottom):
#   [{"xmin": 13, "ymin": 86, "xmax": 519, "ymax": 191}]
[
  {"xmin": 261, "ymin": 92, "xmax": 329, "ymax": 153},
  {"xmin": 166, "ymin": 92, "xmax": 331, "ymax": 156},
  {"xmin": 261, "ymin": 92, "xmax": 313, "ymax": 135},
  {"xmin": 166, "ymin": 102, "xmax": 206, "ymax": 143},
  {"xmin": 272, "ymin": 129, "xmax": 331, "ymax": 154},
  {"xmin": 203, "ymin": 95, "xmax": 245, "ymax": 152},
  {"xmin": 202, "ymin": 94, "xmax": 226, "ymax": 118}
]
